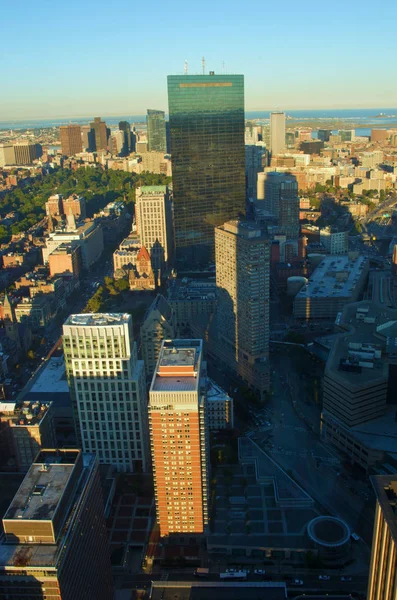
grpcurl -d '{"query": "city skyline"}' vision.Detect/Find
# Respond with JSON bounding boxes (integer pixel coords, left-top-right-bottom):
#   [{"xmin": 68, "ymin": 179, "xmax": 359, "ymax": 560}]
[{"xmin": 2, "ymin": 0, "xmax": 397, "ymax": 119}]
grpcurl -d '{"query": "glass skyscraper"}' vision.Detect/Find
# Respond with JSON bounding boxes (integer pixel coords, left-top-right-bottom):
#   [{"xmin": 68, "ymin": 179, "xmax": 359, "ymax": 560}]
[
  {"xmin": 167, "ymin": 73, "xmax": 245, "ymax": 265},
  {"xmin": 147, "ymin": 109, "xmax": 167, "ymax": 153}
]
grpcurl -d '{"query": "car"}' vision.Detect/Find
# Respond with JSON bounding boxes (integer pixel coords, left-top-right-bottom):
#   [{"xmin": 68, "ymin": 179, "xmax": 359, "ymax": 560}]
[
  {"xmin": 318, "ymin": 575, "xmax": 330, "ymax": 581},
  {"xmin": 293, "ymin": 580, "xmax": 303, "ymax": 586},
  {"xmin": 341, "ymin": 576, "xmax": 352, "ymax": 581},
  {"xmin": 351, "ymin": 532, "xmax": 360, "ymax": 541},
  {"xmin": 254, "ymin": 569, "xmax": 265, "ymax": 575}
]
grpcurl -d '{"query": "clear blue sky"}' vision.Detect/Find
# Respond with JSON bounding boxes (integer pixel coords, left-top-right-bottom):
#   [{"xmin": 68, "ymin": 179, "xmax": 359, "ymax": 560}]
[{"xmin": 1, "ymin": 0, "xmax": 396, "ymax": 119}]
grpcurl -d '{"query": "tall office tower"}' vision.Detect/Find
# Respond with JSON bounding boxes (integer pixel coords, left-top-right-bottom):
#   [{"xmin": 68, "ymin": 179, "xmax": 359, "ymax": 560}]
[
  {"xmin": 13, "ymin": 142, "xmax": 42, "ymax": 165},
  {"xmin": 168, "ymin": 73, "xmax": 245, "ymax": 265},
  {"xmin": 108, "ymin": 130, "xmax": 125, "ymax": 155},
  {"xmin": 140, "ymin": 294, "xmax": 175, "ymax": 379},
  {"xmin": 63, "ymin": 313, "xmax": 149, "ymax": 472},
  {"xmin": 367, "ymin": 476, "xmax": 397, "ymax": 600},
  {"xmin": 318, "ymin": 129, "xmax": 332, "ymax": 142},
  {"xmin": 59, "ymin": 124, "xmax": 83, "ymax": 156},
  {"xmin": 245, "ymin": 145, "xmax": 265, "ymax": 201},
  {"xmin": 135, "ymin": 185, "xmax": 174, "ymax": 278},
  {"xmin": 214, "ymin": 220, "xmax": 270, "ymax": 397},
  {"xmin": 81, "ymin": 125, "xmax": 95, "ymax": 151},
  {"xmin": 149, "ymin": 339, "xmax": 209, "ymax": 537},
  {"xmin": 147, "ymin": 109, "xmax": 167, "ymax": 153},
  {"xmin": 270, "ymin": 112, "xmax": 286, "ymax": 156},
  {"xmin": 90, "ymin": 117, "xmax": 108, "ymax": 151},
  {"xmin": 0, "ymin": 449, "xmax": 113, "ymax": 600},
  {"xmin": 263, "ymin": 172, "xmax": 300, "ymax": 239},
  {"xmin": 119, "ymin": 120, "xmax": 132, "ymax": 154}
]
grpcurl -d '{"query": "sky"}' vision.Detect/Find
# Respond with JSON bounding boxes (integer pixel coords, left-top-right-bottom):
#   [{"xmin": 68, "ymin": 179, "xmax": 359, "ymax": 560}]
[{"xmin": 1, "ymin": 0, "xmax": 397, "ymax": 120}]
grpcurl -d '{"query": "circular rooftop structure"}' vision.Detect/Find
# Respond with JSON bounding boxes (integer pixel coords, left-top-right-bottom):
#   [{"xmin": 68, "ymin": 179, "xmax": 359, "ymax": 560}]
[{"xmin": 307, "ymin": 516, "xmax": 350, "ymax": 548}]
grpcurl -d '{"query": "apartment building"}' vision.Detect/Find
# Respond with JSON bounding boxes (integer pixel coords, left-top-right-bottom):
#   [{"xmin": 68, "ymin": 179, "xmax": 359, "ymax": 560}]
[{"xmin": 148, "ymin": 339, "xmax": 209, "ymax": 537}]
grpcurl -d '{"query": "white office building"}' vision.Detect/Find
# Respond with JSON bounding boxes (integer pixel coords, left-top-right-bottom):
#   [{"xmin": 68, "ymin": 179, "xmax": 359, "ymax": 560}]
[{"xmin": 63, "ymin": 313, "xmax": 149, "ymax": 472}]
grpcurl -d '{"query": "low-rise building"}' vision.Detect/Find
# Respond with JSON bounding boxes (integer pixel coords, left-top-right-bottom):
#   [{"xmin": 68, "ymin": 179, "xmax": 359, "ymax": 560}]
[
  {"xmin": 167, "ymin": 278, "xmax": 217, "ymax": 337},
  {"xmin": 0, "ymin": 401, "xmax": 56, "ymax": 471},
  {"xmin": 321, "ymin": 301, "xmax": 397, "ymax": 471},
  {"xmin": 320, "ymin": 227, "xmax": 348, "ymax": 255},
  {"xmin": 206, "ymin": 378, "xmax": 234, "ymax": 430},
  {"xmin": 129, "ymin": 246, "xmax": 157, "ymax": 290},
  {"xmin": 113, "ymin": 234, "xmax": 141, "ymax": 278},
  {"xmin": 293, "ymin": 253, "xmax": 369, "ymax": 320},
  {"xmin": 43, "ymin": 220, "xmax": 104, "ymax": 269},
  {"xmin": 48, "ymin": 242, "xmax": 82, "ymax": 279}
]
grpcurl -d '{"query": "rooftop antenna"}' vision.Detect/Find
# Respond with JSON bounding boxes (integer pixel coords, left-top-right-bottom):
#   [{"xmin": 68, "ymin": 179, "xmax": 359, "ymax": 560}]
[
  {"xmin": 202, "ymin": 56, "xmax": 206, "ymax": 75},
  {"xmin": 184, "ymin": 59, "xmax": 188, "ymax": 75}
]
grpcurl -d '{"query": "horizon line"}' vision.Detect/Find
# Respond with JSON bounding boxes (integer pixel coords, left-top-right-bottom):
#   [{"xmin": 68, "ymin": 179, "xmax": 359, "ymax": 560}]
[{"xmin": 1, "ymin": 106, "xmax": 397, "ymax": 124}]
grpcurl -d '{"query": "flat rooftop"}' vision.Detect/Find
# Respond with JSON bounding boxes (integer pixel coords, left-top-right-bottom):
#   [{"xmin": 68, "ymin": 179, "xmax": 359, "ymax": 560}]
[
  {"xmin": 371, "ymin": 475, "xmax": 397, "ymax": 547},
  {"xmin": 168, "ymin": 278, "xmax": 216, "ymax": 301},
  {"xmin": 4, "ymin": 450, "xmax": 80, "ymax": 522},
  {"xmin": 64, "ymin": 313, "xmax": 130, "ymax": 327},
  {"xmin": 327, "ymin": 300, "xmax": 397, "ymax": 387},
  {"xmin": 0, "ymin": 453, "xmax": 95, "ymax": 569},
  {"xmin": 1, "ymin": 401, "xmax": 51, "ymax": 427},
  {"xmin": 207, "ymin": 378, "xmax": 231, "ymax": 403},
  {"xmin": 29, "ymin": 356, "xmax": 69, "ymax": 395},
  {"xmin": 295, "ymin": 254, "xmax": 367, "ymax": 299},
  {"xmin": 150, "ymin": 340, "xmax": 202, "ymax": 394}
]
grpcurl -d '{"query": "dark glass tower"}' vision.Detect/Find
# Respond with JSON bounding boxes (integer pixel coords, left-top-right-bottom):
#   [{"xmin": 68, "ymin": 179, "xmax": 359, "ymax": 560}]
[
  {"xmin": 168, "ymin": 73, "xmax": 245, "ymax": 265},
  {"xmin": 147, "ymin": 109, "xmax": 167, "ymax": 153}
]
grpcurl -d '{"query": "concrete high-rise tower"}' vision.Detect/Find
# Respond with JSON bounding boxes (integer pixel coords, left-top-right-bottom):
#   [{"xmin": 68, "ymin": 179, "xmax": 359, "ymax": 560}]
[
  {"xmin": 135, "ymin": 185, "xmax": 174, "ymax": 278},
  {"xmin": 168, "ymin": 73, "xmax": 245, "ymax": 265},
  {"xmin": 270, "ymin": 112, "xmax": 286, "ymax": 156},
  {"xmin": 0, "ymin": 449, "xmax": 113, "ymax": 600},
  {"xmin": 263, "ymin": 171, "xmax": 300, "ymax": 239},
  {"xmin": 63, "ymin": 313, "xmax": 149, "ymax": 472},
  {"xmin": 59, "ymin": 125, "xmax": 83, "ymax": 157},
  {"xmin": 214, "ymin": 220, "xmax": 270, "ymax": 396},
  {"xmin": 148, "ymin": 339, "xmax": 209, "ymax": 537},
  {"xmin": 147, "ymin": 109, "xmax": 167, "ymax": 153}
]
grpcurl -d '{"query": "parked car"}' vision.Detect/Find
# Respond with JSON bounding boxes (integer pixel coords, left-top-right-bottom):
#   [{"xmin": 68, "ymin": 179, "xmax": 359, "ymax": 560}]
[
  {"xmin": 319, "ymin": 575, "xmax": 330, "ymax": 581},
  {"xmin": 341, "ymin": 576, "xmax": 352, "ymax": 581},
  {"xmin": 254, "ymin": 569, "xmax": 265, "ymax": 575},
  {"xmin": 293, "ymin": 580, "xmax": 303, "ymax": 586}
]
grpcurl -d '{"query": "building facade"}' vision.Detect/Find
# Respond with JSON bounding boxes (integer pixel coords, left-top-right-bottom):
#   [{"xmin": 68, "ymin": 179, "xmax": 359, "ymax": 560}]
[
  {"xmin": 59, "ymin": 125, "xmax": 83, "ymax": 157},
  {"xmin": 168, "ymin": 73, "xmax": 245, "ymax": 265},
  {"xmin": 270, "ymin": 112, "xmax": 286, "ymax": 156},
  {"xmin": 214, "ymin": 220, "xmax": 270, "ymax": 396},
  {"xmin": 320, "ymin": 228, "xmax": 349, "ymax": 255},
  {"xmin": 0, "ymin": 401, "xmax": 56, "ymax": 471},
  {"xmin": 148, "ymin": 339, "xmax": 209, "ymax": 537},
  {"xmin": 0, "ymin": 449, "xmax": 113, "ymax": 600},
  {"xmin": 135, "ymin": 185, "xmax": 174, "ymax": 278},
  {"xmin": 262, "ymin": 171, "xmax": 300, "ymax": 239},
  {"xmin": 147, "ymin": 109, "xmax": 167, "ymax": 153},
  {"xmin": 63, "ymin": 313, "xmax": 149, "ymax": 472},
  {"xmin": 90, "ymin": 117, "xmax": 108, "ymax": 151},
  {"xmin": 367, "ymin": 476, "xmax": 397, "ymax": 600},
  {"xmin": 140, "ymin": 294, "xmax": 175, "ymax": 379}
]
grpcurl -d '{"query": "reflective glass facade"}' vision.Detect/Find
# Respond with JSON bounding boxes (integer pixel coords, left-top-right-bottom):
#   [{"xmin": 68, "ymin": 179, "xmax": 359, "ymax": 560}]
[
  {"xmin": 147, "ymin": 109, "xmax": 167, "ymax": 153},
  {"xmin": 168, "ymin": 74, "xmax": 245, "ymax": 265}
]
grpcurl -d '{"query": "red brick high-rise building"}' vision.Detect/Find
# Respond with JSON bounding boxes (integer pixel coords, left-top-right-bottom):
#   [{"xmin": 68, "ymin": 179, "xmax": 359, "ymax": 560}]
[{"xmin": 148, "ymin": 339, "xmax": 209, "ymax": 537}]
